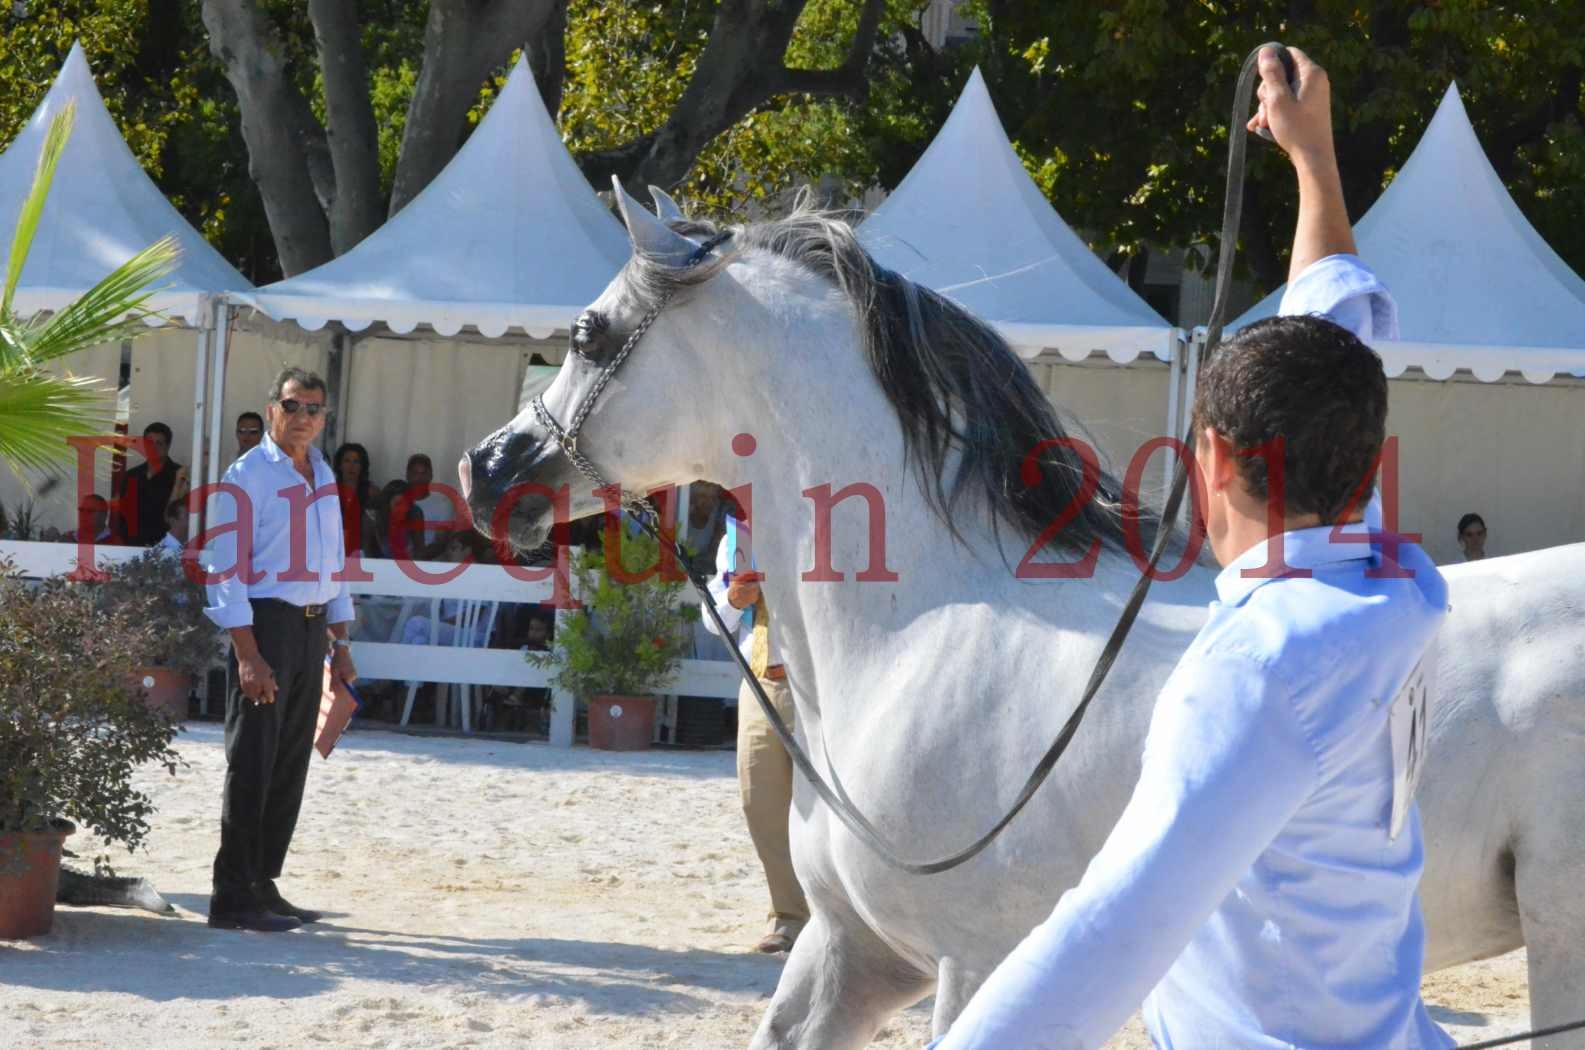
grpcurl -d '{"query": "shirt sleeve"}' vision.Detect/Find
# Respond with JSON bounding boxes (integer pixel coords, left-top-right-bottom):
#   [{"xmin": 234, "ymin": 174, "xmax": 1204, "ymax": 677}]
[
  {"xmin": 933, "ymin": 652, "xmax": 1321, "ymax": 1050},
  {"xmin": 203, "ymin": 462, "xmax": 257, "ymax": 630},
  {"xmin": 701, "ymin": 517, "xmax": 745, "ymax": 638},
  {"xmin": 327, "ymin": 574, "xmax": 354, "ymax": 626},
  {"xmin": 1278, "ymin": 253, "xmax": 1400, "ymax": 342}
]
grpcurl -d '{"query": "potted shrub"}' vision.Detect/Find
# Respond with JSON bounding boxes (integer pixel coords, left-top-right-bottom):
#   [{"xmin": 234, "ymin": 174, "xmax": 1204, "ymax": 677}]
[
  {"xmin": 528, "ymin": 524, "xmax": 697, "ymax": 750},
  {"xmin": 94, "ymin": 550, "xmax": 221, "ymax": 721},
  {"xmin": 0, "ymin": 562, "xmax": 183, "ymax": 938}
]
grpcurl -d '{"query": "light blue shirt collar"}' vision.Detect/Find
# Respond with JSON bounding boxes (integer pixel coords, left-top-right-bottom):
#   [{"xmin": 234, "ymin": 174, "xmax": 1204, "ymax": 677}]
[
  {"xmin": 1214, "ymin": 525, "xmax": 1374, "ymax": 606},
  {"xmin": 256, "ymin": 430, "xmax": 327, "ymax": 470}
]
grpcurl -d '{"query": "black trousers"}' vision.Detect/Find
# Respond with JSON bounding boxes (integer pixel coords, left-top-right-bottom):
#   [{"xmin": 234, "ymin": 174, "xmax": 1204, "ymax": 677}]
[{"xmin": 212, "ymin": 599, "xmax": 329, "ymax": 908}]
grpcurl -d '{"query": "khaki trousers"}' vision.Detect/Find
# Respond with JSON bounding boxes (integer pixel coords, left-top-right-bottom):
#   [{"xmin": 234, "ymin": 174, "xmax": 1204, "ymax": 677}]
[{"xmin": 737, "ymin": 676, "xmax": 810, "ymax": 933}]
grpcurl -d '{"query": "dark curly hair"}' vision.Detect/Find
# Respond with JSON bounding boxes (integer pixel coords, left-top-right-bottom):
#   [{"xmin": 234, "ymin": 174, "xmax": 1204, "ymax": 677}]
[{"xmin": 1191, "ymin": 314, "xmax": 1387, "ymax": 523}]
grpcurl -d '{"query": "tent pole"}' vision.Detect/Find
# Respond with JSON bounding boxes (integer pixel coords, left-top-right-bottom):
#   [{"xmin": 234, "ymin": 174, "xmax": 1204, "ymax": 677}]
[
  {"xmin": 1163, "ymin": 330, "xmax": 1181, "ymax": 503},
  {"xmin": 189, "ymin": 296, "xmax": 211, "ymax": 537},
  {"xmin": 205, "ymin": 301, "xmax": 232, "ymax": 516}
]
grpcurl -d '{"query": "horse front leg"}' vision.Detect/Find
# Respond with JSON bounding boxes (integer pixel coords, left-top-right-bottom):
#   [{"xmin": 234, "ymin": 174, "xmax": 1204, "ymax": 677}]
[{"xmin": 749, "ymin": 907, "xmax": 933, "ymax": 1050}]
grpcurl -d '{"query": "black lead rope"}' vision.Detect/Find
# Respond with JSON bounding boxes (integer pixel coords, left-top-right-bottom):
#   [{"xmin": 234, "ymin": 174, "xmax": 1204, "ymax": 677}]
[
  {"xmin": 1460, "ymin": 1020, "xmax": 1585, "ymax": 1049},
  {"xmin": 624, "ymin": 44, "xmax": 1281, "ymax": 876}
]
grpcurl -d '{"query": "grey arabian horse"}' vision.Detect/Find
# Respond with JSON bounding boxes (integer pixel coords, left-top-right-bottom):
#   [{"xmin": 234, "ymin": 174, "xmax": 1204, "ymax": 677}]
[{"xmin": 460, "ymin": 186, "xmax": 1585, "ymax": 1048}]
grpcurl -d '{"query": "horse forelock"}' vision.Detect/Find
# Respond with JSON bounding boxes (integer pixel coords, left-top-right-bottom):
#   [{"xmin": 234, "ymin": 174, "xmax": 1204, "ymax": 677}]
[{"xmin": 616, "ymin": 202, "xmax": 1146, "ymax": 556}]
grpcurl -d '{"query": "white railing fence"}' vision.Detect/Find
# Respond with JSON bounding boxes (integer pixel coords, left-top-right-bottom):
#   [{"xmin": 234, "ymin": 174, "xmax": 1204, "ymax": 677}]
[{"xmin": 0, "ymin": 539, "xmax": 740, "ymax": 747}]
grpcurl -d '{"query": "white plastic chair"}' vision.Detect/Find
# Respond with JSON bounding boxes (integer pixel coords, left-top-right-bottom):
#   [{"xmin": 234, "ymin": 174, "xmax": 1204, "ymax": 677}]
[{"xmin": 397, "ymin": 598, "xmax": 500, "ymax": 732}]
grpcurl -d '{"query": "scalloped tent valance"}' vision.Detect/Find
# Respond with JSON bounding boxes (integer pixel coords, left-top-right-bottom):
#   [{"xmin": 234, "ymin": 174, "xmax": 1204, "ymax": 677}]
[
  {"xmin": 0, "ymin": 43, "xmax": 254, "ymax": 326},
  {"xmin": 242, "ymin": 56, "xmax": 629, "ymax": 339}
]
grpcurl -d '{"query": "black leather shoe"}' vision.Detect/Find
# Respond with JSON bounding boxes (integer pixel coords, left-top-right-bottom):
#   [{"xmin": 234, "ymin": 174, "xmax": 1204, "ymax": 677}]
[
  {"xmin": 207, "ymin": 907, "xmax": 302, "ymax": 933},
  {"xmin": 257, "ymin": 882, "xmax": 323, "ymax": 924}
]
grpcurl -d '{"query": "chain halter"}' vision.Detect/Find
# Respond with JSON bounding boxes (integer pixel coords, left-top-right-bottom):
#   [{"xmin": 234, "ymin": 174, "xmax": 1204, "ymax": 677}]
[{"xmin": 530, "ymin": 230, "xmax": 734, "ymax": 525}]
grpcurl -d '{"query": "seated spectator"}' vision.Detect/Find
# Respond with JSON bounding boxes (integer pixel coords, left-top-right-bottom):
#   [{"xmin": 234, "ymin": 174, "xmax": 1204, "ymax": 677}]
[
  {"xmin": 524, "ymin": 612, "xmax": 552, "ymax": 652},
  {"xmin": 333, "ymin": 442, "xmax": 378, "ymax": 557},
  {"xmin": 235, "ymin": 411, "xmax": 264, "ymax": 458},
  {"xmin": 156, "ymin": 498, "xmax": 188, "ymax": 555},
  {"xmin": 405, "ymin": 453, "xmax": 456, "ymax": 561},
  {"xmin": 63, "ymin": 494, "xmax": 113, "ymax": 544},
  {"xmin": 372, "ymin": 479, "xmax": 422, "ymax": 559},
  {"xmin": 1457, "ymin": 513, "xmax": 1488, "ymax": 561},
  {"xmin": 115, "ymin": 421, "xmax": 184, "ymax": 546},
  {"xmin": 399, "ymin": 599, "xmax": 493, "ymax": 651}
]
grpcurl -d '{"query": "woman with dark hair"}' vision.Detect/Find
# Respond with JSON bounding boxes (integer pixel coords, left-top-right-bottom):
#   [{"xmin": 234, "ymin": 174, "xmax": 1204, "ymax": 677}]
[
  {"xmin": 1456, "ymin": 512, "xmax": 1488, "ymax": 561},
  {"xmin": 332, "ymin": 442, "xmax": 376, "ymax": 556}
]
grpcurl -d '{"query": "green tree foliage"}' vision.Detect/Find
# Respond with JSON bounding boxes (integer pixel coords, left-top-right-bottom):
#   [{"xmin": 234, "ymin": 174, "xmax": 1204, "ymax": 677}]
[
  {"xmin": 969, "ymin": 0, "xmax": 1585, "ymax": 286},
  {"xmin": 3, "ymin": 2, "xmax": 1580, "ymax": 288},
  {"xmin": 558, "ymin": 0, "xmax": 930, "ymax": 218}
]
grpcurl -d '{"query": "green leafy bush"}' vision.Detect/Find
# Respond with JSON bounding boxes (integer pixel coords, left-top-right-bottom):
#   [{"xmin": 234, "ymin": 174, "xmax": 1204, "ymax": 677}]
[
  {"xmin": 0, "ymin": 560, "xmax": 183, "ymax": 874},
  {"xmin": 527, "ymin": 526, "xmax": 697, "ymax": 702},
  {"xmin": 94, "ymin": 550, "xmax": 222, "ymax": 677}
]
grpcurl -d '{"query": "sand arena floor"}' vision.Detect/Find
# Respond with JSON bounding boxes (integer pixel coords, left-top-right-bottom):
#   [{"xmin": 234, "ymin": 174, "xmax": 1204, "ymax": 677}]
[{"xmin": 0, "ymin": 724, "xmax": 1533, "ymax": 1048}]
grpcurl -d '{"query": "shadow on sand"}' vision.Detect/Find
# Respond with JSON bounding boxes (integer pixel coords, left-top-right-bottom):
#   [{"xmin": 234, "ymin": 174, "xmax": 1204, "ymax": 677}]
[{"xmin": 0, "ymin": 904, "xmax": 782, "ymax": 1016}]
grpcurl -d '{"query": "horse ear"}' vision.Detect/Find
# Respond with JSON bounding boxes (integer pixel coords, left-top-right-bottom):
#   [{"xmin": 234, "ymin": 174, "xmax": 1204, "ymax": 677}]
[
  {"xmin": 648, "ymin": 185, "xmax": 685, "ymax": 224},
  {"xmin": 612, "ymin": 176, "xmax": 698, "ymax": 266}
]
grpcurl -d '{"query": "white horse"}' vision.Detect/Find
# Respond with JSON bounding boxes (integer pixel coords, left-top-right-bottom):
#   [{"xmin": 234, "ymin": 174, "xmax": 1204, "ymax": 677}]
[{"xmin": 460, "ymin": 188, "xmax": 1585, "ymax": 1048}]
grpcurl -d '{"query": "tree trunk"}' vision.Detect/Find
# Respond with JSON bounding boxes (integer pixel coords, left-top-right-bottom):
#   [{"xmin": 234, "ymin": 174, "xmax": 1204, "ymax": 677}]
[
  {"xmin": 307, "ymin": 0, "xmax": 383, "ymax": 255},
  {"xmin": 200, "ymin": 0, "xmax": 333, "ymax": 276},
  {"xmin": 580, "ymin": 0, "xmax": 884, "ymax": 195},
  {"xmin": 389, "ymin": 0, "xmax": 568, "ymax": 217}
]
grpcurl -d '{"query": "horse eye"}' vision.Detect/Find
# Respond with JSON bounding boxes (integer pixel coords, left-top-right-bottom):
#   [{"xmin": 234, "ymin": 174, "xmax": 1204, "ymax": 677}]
[{"xmin": 571, "ymin": 311, "xmax": 610, "ymax": 357}]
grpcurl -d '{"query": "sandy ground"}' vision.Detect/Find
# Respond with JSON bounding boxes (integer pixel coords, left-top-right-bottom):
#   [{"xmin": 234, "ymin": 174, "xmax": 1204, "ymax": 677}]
[{"xmin": 1, "ymin": 724, "xmax": 1534, "ymax": 1049}]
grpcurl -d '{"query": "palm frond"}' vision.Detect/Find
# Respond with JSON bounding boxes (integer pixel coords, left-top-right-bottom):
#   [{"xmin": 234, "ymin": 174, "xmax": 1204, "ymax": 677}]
[
  {"xmin": 18, "ymin": 236, "xmax": 180, "ymax": 365},
  {"xmin": 2, "ymin": 102, "xmax": 75, "ymax": 319},
  {"xmin": 0, "ymin": 369, "xmax": 115, "ymax": 476}
]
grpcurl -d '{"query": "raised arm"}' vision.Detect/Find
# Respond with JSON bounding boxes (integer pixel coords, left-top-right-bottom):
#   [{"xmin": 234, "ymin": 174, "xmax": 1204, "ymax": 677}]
[{"xmin": 1248, "ymin": 46, "xmax": 1354, "ymax": 279}]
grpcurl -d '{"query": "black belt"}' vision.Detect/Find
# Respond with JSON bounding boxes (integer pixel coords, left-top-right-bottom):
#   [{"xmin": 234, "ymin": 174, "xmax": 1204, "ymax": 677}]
[{"xmin": 255, "ymin": 598, "xmax": 324, "ymax": 618}]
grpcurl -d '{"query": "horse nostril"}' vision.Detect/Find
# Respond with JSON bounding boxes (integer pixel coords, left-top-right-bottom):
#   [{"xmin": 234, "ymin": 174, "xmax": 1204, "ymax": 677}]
[{"xmin": 501, "ymin": 429, "xmax": 534, "ymax": 461}]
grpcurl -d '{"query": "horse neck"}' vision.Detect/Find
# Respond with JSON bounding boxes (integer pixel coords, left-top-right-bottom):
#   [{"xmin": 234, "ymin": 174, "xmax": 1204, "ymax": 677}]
[{"xmin": 690, "ymin": 273, "xmax": 1137, "ymax": 710}]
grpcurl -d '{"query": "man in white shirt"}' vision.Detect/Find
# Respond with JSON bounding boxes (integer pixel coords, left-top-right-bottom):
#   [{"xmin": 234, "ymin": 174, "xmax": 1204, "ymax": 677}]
[
  {"xmin": 934, "ymin": 48, "xmax": 1451, "ymax": 1049},
  {"xmin": 204, "ymin": 367, "xmax": 358, "ymax": 933},
  {"xmin": 703, "ymin": 512, "xmax": 811, "ymax": 954}
]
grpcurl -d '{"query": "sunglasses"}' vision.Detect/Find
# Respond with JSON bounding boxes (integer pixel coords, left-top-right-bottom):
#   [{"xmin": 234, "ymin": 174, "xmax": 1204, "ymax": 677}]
[{"xmin": 277, "ymin": 399, "xmax": 327, "ymax": 417}]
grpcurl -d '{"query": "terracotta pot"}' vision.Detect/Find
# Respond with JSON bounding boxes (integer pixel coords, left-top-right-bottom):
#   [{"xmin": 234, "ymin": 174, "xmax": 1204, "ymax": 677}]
[
  {"xmin": 133, "ymin": 667, "xmax": 191, "ymax": 721},
  {"xmin": 587, "ymin": 695, "xmax": 657, "ymax": 751},
  {"xmin": 0, "ymin": 822, "xmax": 73, "ymax": 939}
]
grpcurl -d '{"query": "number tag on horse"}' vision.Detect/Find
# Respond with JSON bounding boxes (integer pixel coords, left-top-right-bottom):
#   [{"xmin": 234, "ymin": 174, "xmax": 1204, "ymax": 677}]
[{"xmin": 1389, "ymin": 647, "xmax": 1437, "ymax": 841}]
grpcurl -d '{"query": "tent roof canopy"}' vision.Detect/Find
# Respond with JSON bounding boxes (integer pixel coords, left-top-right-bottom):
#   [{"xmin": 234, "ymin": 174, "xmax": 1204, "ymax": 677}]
[
  {"xmin": 858, "ymin": 67, "xmax": 1173, "ymax": 364},
  {"xmin": 1230, "ymin": 84, "xmax": 1585, "ymax": 383},
  {"xmin": 0, "ymin": 43, "xmax": 253, "ymax": 326},
  {"xmin": 245, "ymin": 56, "xmax": 629, "ymax": 339}
]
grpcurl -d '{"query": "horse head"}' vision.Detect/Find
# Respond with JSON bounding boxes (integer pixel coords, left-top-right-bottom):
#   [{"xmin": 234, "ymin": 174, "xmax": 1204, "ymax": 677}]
[
  {"xmin": 462, "ymin": 180, "xmax": 1131, "ymax": 565},
  {"xmin": 460, "ymin": 181, "xmax": 734, "ymax": 550}
]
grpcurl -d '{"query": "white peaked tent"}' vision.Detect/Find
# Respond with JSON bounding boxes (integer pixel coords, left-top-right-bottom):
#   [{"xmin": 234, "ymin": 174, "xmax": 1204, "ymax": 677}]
[
  {"xmin": 858, "ymin": 67, "xmax": 1175, "ymax": 365},
  {"xmin": 243, "ymin": 55, "xmax": 629, "ymax": 338},
  {"xmin": 0, "ymin": 43, "xmax": 253, "ymax": 325},
  {"xmin": 0, "ymin": 42, "xmax": 255, "ymax": 500},
  {"xmin": 1231, "ymin": 83, "xmax": 1585, "ymax": 383}
]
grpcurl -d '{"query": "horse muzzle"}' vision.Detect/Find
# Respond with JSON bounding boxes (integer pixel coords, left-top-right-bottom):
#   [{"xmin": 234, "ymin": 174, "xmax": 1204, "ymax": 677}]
[{"xmin": 461, "ymin": 426, "xmax": 564, "ymax": 550}]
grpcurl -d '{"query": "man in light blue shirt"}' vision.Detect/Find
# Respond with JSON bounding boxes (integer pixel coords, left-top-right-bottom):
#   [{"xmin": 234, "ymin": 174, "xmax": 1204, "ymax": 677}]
[
  {"xmin": 204, "ymin": 367, "xmax": 358, "ymax": 933},
  {"xmin": 934, "ymin": 48, "xmax": 1451, "ymax": 1049}
]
